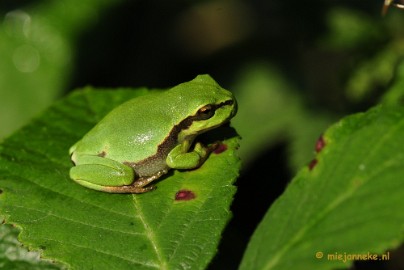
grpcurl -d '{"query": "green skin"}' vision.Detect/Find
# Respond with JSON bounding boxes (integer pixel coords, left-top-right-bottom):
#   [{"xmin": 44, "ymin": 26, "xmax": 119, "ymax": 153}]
[{"xmin": 69, "ymin": 75, "xmax": 237, "ymax": 193}]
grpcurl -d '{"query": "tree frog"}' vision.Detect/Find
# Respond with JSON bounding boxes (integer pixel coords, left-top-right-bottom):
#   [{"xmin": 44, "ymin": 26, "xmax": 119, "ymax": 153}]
[{"xmin": 69, "ymin": 75, "xmax": 237, "ymax": 193}]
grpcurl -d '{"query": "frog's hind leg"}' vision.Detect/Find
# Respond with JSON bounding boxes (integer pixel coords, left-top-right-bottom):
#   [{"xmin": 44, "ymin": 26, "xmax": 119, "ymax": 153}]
[
  {"xmin": 70, "ymin": 155, "xmax": 135, "ymax": 192},
  {"xmin": 102, "ymin": 169, "xmax": 168, "ymax": 194}
]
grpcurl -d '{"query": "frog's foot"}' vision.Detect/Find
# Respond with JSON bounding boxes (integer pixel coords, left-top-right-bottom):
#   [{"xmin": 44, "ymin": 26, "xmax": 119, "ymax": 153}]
[
  {"xmin": 102, "ymin": 169, "xmax": 167, "ymax": 194},
  {"xmin": 194, "ymin": 141, "xmax": 220, "ymax": 164},
  {"xmin": 207, "ymin": 141, "xmax": 221, "ymax": 152},
  {"xmin": 102, "ymin": 184, "xmax": 156, "ymax": 194}
]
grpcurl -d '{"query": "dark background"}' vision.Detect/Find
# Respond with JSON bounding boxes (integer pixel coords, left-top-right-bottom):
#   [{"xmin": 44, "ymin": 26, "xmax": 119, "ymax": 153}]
[{"xmin": 1, "ymin": 1, "xmax": 402, "ymax": 269}]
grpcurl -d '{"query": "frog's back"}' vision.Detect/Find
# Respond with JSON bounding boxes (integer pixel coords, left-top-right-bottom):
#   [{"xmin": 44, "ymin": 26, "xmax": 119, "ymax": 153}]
[
  {"xmin": 73, "ymin": 92, "xmax": 182, "ymax": 162},
  {"xmin": 71, "ymin": 75, "xmax": 232, "ymax": 163}
]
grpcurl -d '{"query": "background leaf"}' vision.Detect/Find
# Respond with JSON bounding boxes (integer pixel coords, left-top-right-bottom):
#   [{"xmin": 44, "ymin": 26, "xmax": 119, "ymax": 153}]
[
  {"xmin": 0, "ymin": 88, "xmax": 240, "ymax": 270},
  {"xmin": 0, "ymin": 0, "xmax": 123, "ymax": 138},
  {"xmin": 239, "ymin": 105, "xmax": 404, "ymax": 270},
  {"xmin": 230, "ymin": 64, "xmax": 335, "ymax": 172}
]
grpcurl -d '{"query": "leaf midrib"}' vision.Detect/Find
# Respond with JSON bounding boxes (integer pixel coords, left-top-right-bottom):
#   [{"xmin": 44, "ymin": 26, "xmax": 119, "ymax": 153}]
[{"xmin": 132, "ymin": 195, "xmax": 167, "ymax": 270}]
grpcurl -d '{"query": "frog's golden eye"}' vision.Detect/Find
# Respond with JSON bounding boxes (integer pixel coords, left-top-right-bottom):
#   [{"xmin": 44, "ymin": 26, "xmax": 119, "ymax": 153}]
[{"xmin": 197, "ymin": 105, "xmax": 215, "ymax": 120}]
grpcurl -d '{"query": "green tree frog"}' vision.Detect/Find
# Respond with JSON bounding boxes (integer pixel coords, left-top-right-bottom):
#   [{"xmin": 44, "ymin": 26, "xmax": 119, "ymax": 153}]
[{"xmin": 69, "ymin": 75, "xmax": 237, "ymax": 193}]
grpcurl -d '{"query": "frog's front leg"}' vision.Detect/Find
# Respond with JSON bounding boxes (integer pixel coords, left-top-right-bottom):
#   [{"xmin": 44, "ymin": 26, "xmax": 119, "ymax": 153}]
[
  {"xmin": 70, "ymin": 154, "xmax": 157, "ymax": 193},
  {"xmin": 166, "ymin": 141, "xmax": 217, "ymax": 169}
]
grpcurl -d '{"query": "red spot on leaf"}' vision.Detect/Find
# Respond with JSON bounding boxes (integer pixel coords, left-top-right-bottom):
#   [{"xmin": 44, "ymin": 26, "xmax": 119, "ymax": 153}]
[
  {"xmin": 175, "ymin": 190, "xmax": 196, "ymax": 201},
  {"xmin": 213, "ymin": 143, "xmax": 227, "ymax": 154},
  {"xmin": 308, "ymin": 159, "xmax": 318, "ymax": 170},
  {"xmin": 315, "ymin": 135, "xmax": 326, "ymax": 153}
]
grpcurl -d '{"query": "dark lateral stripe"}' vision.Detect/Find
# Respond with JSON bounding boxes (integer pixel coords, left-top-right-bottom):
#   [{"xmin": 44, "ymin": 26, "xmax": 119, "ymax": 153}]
[{"xmin": 131, "ymin": 99, "xmax": 234, "ymax": 171}]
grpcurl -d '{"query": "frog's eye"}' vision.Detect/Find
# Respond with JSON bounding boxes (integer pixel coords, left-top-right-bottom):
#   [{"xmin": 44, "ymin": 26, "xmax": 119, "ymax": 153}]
[{"xmin": 197, "ymin": 105, "xmax": 215, "ymax": 120}]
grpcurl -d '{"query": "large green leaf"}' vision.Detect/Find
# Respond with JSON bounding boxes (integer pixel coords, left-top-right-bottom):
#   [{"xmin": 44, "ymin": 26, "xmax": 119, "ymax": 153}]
[
  {"xmin": 0, "ymin": 88, "xmax": 240, "ymax": 270},
  {"xmin": 240, "ymin": 105, "xmax": 404, "ymax": 270}
]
